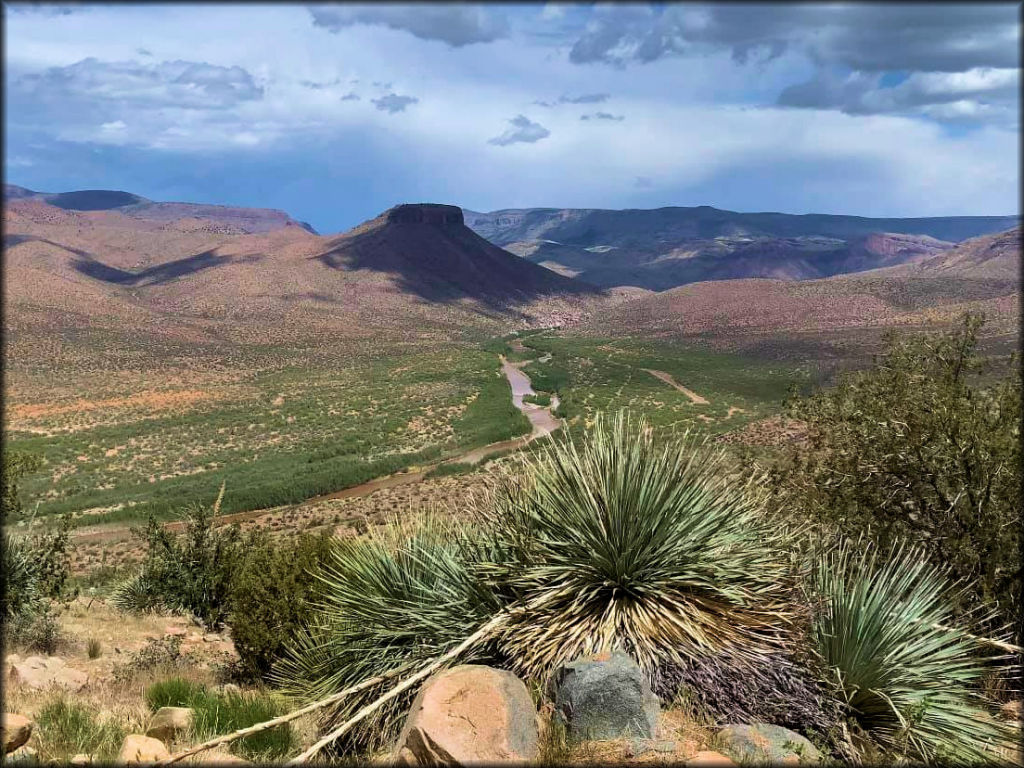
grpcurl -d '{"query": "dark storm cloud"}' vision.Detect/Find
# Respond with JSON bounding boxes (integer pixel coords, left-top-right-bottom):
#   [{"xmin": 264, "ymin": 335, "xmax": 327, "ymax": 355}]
[
  {"xmin": 309, "ymin": 4, "xmax": 508, "ymax": 47},
  {"xmin": 567, "ymin": 4, "xmax": 1018, "ymax": 73}
]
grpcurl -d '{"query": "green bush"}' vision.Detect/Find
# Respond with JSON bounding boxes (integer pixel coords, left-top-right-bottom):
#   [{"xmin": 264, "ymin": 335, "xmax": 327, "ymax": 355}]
[
  {"xmin": 811, "ymin": 538, "xmax": 1015, "ymax": 763},
  {"xmin": 773, "ymin": 314, "xmax": 1021, "ymax": 637},
  {"xmin": 522, "ymin": 393, "xmax": 551, "ymax": 407},
  {"xmin": 423, "ymin": 462, "xmax": 476, "ymax": 479},
  {"xmin": 112, "ymin": 488, "xmax": 246, "ymax": 628},
  {"xmin": 227, "ymin": 531, "xmax": 334, "ymax": 680}
]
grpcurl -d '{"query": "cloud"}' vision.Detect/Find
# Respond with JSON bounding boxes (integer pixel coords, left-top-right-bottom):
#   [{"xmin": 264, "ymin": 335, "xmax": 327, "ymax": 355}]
[
  {"xmin": 580, "ymin": 112, "xmax": 624, "ymax": 121},
  {"xmin": 536, "ymin": 92, "xmax": 610, "ymax": 107},
  {"xmin": 567, "ymin": 4, "xmax": 1019, "ymax": 72},
  {"xmin": 779, "ymin": 67, "xmax": 1019, "ymax": 126},
  {"xmin": 634, "ymin": 176, "xmax": 653, "ymax": 188},
  {"xmin": 309, "ymin": 4, "xmax": 507, "ymax": 47},
  {"xmin": 488, "ymin": 114, "xmax": 550, "ymax": 146},
  {"xmin": 16, "ymin": 57, "xmax": 264, "ymax": 111},
  {"xmin": 340, "ymin": 92, "xmax": 361, "ymax": 102},
  {"xmin": 300, "ymin": 77, "xmax": 342, "ymax": 90},
  {"xmin": 371, "ymin": 93, "xmax": 418, "ymax": 113}
]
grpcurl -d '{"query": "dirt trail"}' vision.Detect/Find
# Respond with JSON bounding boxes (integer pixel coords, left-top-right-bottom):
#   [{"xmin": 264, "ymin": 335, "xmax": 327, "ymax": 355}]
[
  {"xmin": 72, "ymin": 347, "xmax": 562, "ymax": 547},
  {"xmin": 641, "ymin": 369, "xmax": 710, "ymax": 405}
]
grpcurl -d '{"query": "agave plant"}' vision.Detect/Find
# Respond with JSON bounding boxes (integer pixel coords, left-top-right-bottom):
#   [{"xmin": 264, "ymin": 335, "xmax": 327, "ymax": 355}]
[
  {"xmin": 482, "ymin": 411, "xmax": 795, "ymax": 680},
  {"xmin": 272, "ymin": 513, "xmax": 508, "ymax": 753},
  {"xmin": 811, "ymin": 539, "xmax": 1016, "ymax": 763}
]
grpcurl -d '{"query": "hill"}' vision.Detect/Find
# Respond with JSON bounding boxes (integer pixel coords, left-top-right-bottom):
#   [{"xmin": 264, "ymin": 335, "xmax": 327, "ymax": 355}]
[
  {"xmin": 465, "ymin": 206, "xmax": 1018, "ymax": 290},
  {"xmin": 590, "ymin": 227, "xmax": 1021, "ymax": 360},
  {"xmin": 4, "ymin": 184, "xmax": 317, "ymax": 235},
  {"xmin": 3, "ymin": 199, "xmax": 603, "ymax": 346}
]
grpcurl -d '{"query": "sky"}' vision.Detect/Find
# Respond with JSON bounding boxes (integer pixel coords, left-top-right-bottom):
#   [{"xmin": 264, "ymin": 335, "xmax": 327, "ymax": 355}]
[{"xmin": 4, "ymin": 2, "xmax": 1021, "ymax": 233}]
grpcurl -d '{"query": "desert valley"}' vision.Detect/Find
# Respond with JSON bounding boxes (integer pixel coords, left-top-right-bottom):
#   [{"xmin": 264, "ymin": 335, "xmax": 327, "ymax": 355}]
[{"xmin": 3, "ymin": 2, "xmax": 1021, "ymax": 766}]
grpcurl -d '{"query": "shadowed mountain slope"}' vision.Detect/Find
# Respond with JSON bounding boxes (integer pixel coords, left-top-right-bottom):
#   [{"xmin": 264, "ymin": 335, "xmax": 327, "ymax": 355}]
[{"xmin": 466, "ymin": 206, "xmax": 1018, "ymax": 290}]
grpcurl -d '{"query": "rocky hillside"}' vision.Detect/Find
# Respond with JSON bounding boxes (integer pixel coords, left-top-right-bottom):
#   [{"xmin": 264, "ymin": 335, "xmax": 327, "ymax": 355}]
[{"xmin": 465, "ymin": 205, "xmax": 1018, "ymax": 290}]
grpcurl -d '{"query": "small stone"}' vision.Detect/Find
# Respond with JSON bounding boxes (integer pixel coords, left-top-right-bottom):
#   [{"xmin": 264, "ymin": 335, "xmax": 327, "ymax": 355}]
[
  {"xmin": 686, "ymin": 750, "xmax": 738, "ymax": 767},
  {"xmin": 70, "ymin": 753, "xmax": 92, "ymax": 764},
  {"xmin": 146, "ymin": 707, "xmax": 193, "ymax": 744},
  {"xmin": 6, "ymin": 745, "xmax": 37, "ymax": 764},
  {"xmin": 717, "ymin": 724, "xmax": 820, "ymax": 765},
  {"xmin": 3, "ymin": 714, "xmax": 33, "ymax": 754},
  {"xmin": 118, "ymin": 734, "xmax": 171, "ymax": 764}
]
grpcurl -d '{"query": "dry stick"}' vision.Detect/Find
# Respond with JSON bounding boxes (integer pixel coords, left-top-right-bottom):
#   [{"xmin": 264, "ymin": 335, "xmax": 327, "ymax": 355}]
[
  {"xmin": 156, "ymin": 663, "xmax": 413, "ymax": 765},
  {"xmin": 285, "ymin": 611, "xmax": 511, "ymax": 765}
]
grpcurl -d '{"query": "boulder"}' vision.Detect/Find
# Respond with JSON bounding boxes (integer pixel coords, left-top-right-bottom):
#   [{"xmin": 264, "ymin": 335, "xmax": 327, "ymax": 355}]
[
  {"xmin": 3, "ymin": 713, "xmax": 33, "ymax": 753},
  {"xmin": 145, "ymin": 706, "xmax": 194, "ymax": 744},
  {"xmin": 118, "ymin": 734, "xmax": 171, "ymax": 764},
  {"xmin": 547, "ymin": 650, "xmax": 659, "ymax": 741},
  {"xmin": 393, "ymin": 664, "xmax": 539, "ymax": 765},
  {"xmin": 8, "ymin": 655, "xmax": 88, "ymax": 692},
  {"xmin": 717, "ymin": 724, "xmax": 820, "ymax": 765},
  {"xmin": 686, "ymin": 751, "xmax": 739, "ymax": 767}
]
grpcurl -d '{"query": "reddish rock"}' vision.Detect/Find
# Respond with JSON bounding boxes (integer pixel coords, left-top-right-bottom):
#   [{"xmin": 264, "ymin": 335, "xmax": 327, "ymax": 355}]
[
  {"xmin": 7, "ymin": 656, "xmax": 88, "ymax": 692},
  {"xmin": 394, "ymin": 665, "xmax": 539, "ymax": 765},
  {"xmin": 118, "ymin": 734, "xmax": 170, "ymax": 763},
  {"xmin": 3, "ymin": 714, "xmax": 33, "ymax": 754}
]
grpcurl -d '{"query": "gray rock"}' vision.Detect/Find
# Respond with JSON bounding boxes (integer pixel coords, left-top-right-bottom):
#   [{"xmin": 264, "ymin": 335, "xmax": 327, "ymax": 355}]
[
  {"xmin": 145, "ymin": 706, "xmax": 193, "ymax": 744},
  {"xmin": 717, "ymin": 723, "xmax": 821, "ymax": 764},
  {"xmin": 548, "ymin": 650, "xmax": 660, "ymax": 741}
]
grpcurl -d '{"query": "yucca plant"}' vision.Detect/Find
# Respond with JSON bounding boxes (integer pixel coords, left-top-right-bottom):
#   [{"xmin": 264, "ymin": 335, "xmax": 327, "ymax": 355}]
[
  {"xmin": 811, "ymin": 539, "xmax": 1016, "ymax": 764},
  {"xmin": 272, "ymin": 514, "xmax": 508, "ymax": 753},
  {"xmin": 482, "ymin": 411, "xmax": 795, "ymax": 680}
]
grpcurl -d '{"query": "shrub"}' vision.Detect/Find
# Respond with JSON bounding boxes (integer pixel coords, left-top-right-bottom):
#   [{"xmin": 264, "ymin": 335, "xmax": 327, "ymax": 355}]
[
  {"xmin": 773, "ymin": 314, "xmax": 1021, "ymax": 638},
  {"xmin": 35, "ymin": 695, "xmax": 127, "ymax": 763},
  {"xmin": 86, "ymin": 637, "xmax": 103, "ymax": 659},
  {"xmin": 274, "ymin": 515, "xmax": 505, "ymax": 753},
  {"xmin": 523, "ymin": 393, "xmax": 551, "ymax": 407},
  {"xmin": 112, "ymin": 635, "xmax": 200, "ymax": 684},
  {"xmin": 811, "ymin": 538, "xmax": 1015, "ymax": 763},
  {"xmin": 112, "ymin": 487, "xmax": 246, "ymax": 628},
  {"xmin": 6, "ymin": 602, "xmax": 68, "ymax": 654},
  {"xmin": 227, "ymin": 531, "xmax": 334, "ymax": 680},
  {"xmin": 486, "ymin": 411, "xmax": 794, "ymax": 680},
  {"xmin": 423, "ymin": 462, "xmax": 476, "ymax": 480}
]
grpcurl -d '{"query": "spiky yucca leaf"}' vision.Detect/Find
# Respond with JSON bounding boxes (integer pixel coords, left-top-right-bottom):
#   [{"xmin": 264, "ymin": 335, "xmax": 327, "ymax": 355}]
[
  {"xmin": 483, "ymin": 411, "xmax": 794, "ymax": 680},
  {"xmin": 271, "ymin": 514, "xmax": 506, "ymax": 753},
  {"xmin": 812, "ymin": 539, "xmax": 1016, "ymax": 763}
]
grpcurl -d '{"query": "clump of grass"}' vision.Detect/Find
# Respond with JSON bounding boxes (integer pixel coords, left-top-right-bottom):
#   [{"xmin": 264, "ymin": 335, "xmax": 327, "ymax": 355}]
[
  {"xmin": 35, "ymin": 695, "xmax": 127, "ymax": 763},
  {"xmin": 86, "ymin": 637, "xmax": 102, "ymax": 659},
  {"xmin": 145, "ymin": 676, "xmax": 206, "ymax": 712},
  {"xmin": 143, "ymin": 677, "xmax": 296, "ymax": 760},
  {"xmin": 523, "ymin": 393, "xmax": 551, "ymax": 407},
  {"xmin": 811, "ymin": 539, "xmax": 1016, "ymax": 763}
]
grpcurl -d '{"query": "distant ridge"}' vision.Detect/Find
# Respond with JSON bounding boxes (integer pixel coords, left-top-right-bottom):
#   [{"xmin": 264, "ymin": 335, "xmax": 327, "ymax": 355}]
[
  {"xmin": 465, "ymin": 205, "xmax": 1019, "ymax": 291},
  {"xmin": 4, "ymin": 184, "xmax": 317, "ymax": 235}
]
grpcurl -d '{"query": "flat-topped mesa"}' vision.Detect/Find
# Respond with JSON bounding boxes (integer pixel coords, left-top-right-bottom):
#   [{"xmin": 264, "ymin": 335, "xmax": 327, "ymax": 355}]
[{"xmin": 385, "ymin": 204, "xmax": 464, "ymax": 226}]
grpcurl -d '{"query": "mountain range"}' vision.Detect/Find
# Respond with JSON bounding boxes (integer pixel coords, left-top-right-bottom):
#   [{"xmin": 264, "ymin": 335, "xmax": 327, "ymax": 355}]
[
  {"xmin": 3, "ymin": 186, "xmax": 1019, "ymax": 354},
  {"xmin": 464, "ymin": 206, "xmax": 1018, "ymax": 290}
]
